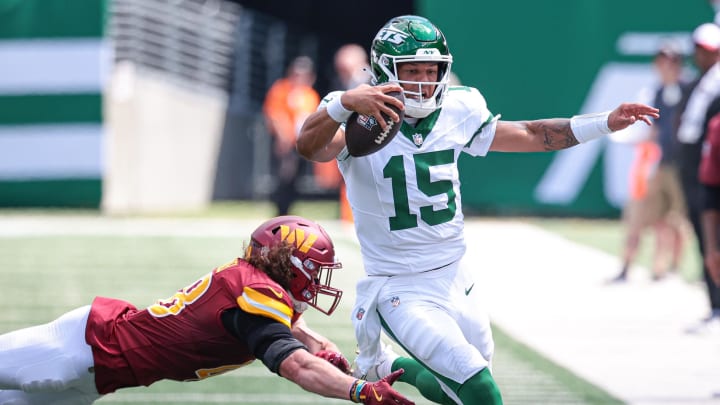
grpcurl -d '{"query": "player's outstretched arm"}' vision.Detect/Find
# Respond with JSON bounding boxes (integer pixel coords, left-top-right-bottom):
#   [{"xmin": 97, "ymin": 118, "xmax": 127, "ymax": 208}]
[
  {"xmin": 296, "ymin": 106, "xmax": 346, "ymax": 162},
  {"xmin": 291, "ymin": 316, "xmax": 342, "ymax": 353},
  {"xmin": 279, "ymin": 349, "xmax": 414, "ymax": 404},
  {"xmin": 491, "ymin": 102, "xmax": 659, "ymax": 153},
  {"xmin": 292, "ymin": 316, "xmax": 350, "ymax": 373}
]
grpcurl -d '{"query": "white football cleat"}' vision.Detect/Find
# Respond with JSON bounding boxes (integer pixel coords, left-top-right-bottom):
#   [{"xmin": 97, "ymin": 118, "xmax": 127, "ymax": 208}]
[{"xmin": 352, "ymin": 342, "xmax": 399, "ymax": 381}]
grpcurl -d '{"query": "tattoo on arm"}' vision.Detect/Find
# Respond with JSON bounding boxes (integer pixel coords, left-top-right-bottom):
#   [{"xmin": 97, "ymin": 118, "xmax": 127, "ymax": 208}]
[{"xmin": 529, "ymin": 119, "xmax": 579, "ymax": 151}]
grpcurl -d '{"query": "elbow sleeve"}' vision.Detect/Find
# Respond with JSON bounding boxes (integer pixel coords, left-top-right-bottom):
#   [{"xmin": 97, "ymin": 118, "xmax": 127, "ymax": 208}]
[{"xmin": 262, "ymin": 337, "xmax": 308, "ymax": 375}]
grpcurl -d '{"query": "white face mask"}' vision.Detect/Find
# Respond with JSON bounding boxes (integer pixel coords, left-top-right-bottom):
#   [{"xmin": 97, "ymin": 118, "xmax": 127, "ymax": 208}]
[{"xmin": 402, "ymin": 83, "xmax": 441, "ymax": 119}]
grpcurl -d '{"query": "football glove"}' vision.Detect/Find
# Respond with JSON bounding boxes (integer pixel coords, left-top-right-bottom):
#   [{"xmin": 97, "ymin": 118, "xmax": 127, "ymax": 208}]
[
  {"xmin": 357, "ymin": 369, "xmax": 414, "ymax": 405},
  {"xmin": 315, "ymin": 350, "xmax": 351, "ymax": 374}
]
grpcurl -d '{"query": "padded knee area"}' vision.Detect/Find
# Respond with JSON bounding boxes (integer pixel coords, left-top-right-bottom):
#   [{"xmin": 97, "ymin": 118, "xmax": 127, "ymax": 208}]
[
  {"xmin": 456, "ymin": 368, "xmax": 502, "ymax": 404},
  {"xmin": 446, "ymin": 344, "xmax": 487, "ymax": 381},
  {"xmin": 0, "ymin": 390, "xmax": 30, "ymax": 405},
  {"xmin": 15, "ymin": 356, "xmax": 81, "ymax": 393},
  {"xmin": 0, "ymin": 388, "xmax": 98, "ymax": 405}
]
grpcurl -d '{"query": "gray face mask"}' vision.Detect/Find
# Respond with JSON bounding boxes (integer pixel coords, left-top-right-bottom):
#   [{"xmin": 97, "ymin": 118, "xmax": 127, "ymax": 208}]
[{"xmin": 290, "ymin": 295, "xmax": 309, "ymax": 313}]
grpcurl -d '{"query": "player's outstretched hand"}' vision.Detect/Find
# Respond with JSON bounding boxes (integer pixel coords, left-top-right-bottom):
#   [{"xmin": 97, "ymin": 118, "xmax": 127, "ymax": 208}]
[
  {"xmin": 359, "ymin": 369, "xmax": 414, "ymax": 405},
  {"xmin": 608, "ymin": 103, "xmax": 660, "ymax": 131},
  {"xmin": 315, "ymin": 350, "xmax": 351, "ymax": 374}
]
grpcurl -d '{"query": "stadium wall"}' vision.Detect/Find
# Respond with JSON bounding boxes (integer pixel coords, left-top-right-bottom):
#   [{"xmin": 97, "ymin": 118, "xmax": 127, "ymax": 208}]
[
  {"xmin": 101, "ymin": 0, "xmax": 240, "ymax": 214},
  {"xmin": 419, "ymin": 0, "xmax": 715, "ymax": 217},
  {"xmin": 0, "ymin": 0, "xmax": 107, "ymax": 207}
]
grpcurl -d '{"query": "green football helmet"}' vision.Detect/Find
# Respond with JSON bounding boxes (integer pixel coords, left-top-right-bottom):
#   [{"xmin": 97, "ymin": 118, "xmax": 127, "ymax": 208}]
[{"xmin": 370, "ymin": 15, "xmax": 453, "ymax": 118}]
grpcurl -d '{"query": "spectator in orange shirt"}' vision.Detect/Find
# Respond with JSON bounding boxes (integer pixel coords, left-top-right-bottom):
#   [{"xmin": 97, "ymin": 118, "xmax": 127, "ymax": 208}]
[
  {"xmin": 263, "ymin": 56, "xmax": 320, "ymax": 215},
  {"xmin": 321, "ymin": 44, "xmax": 372, "ymax": 221}
]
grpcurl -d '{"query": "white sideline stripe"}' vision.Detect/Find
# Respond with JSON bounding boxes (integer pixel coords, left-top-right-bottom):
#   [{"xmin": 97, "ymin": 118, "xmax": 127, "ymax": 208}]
[
  {"xmin": 98, "ymin": 393, "xmax": 345, "ymax": 403},
  {"xmin": 0, "ymin": 124, "xmax": 103, "ymax": 179},
  {"xmin": 0, "ymin": 39, "xmax": 108, "ymax": 94},
  {"xmin": 0, "ymin": 217, "xmax": 255, "ymax": 237}
]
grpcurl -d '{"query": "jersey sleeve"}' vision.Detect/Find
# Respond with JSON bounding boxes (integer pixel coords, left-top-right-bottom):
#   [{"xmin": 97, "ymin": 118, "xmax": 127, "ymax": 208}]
[
  {"xmin": 458, "ymin": 86, "xmax": 499, "ymax": 157},
  {"xmin": 220, "ymin": 308, "xmax": 307, "ymax": 375},
  {"xmin": 464, "ymin": 114, "xmax": 500, "ymax": 157},
  {"xmin": 236, "ymin": 285, "xmax": 294, "ymax": 329}
]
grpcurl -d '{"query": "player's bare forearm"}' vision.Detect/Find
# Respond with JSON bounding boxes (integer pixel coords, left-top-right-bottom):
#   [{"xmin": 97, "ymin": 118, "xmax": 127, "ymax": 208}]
[
  {"xmin": 297, "ymin": 110, "xmax": 345, "ymax": 162},
  {"xmin": 493, "ymin": 119, "xmax": 578, "ymax": 152},
  {"xmin": 526, "ymin": 119, "xmax": 579, "ymax": 151},
  {"xmin": 280, "ymin": 349, "xmax": 354, "ymax": 400},
  {"xmin": 292, "ymin": 317, "xmax": 340, "ymax": 353}
]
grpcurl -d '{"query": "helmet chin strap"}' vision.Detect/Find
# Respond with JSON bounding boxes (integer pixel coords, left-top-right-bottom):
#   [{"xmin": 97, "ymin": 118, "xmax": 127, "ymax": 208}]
[
  {"xmin": 365, "ymin": 67, "xmax": 377, "ymax": 85},
  {"xmin": 290, "ymin": 295, "xmax": 309, "ymax": 313}
]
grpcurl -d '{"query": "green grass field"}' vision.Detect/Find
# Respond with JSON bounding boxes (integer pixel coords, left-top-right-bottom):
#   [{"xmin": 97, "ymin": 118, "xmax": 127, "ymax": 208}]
[{"xmin": 2, "ymin": 202, "xmax": 702, "ymax": 404}]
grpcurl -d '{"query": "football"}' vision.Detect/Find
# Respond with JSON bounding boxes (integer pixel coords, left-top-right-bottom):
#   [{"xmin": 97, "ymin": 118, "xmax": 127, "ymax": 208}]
[{"xmin": 344, "ymin": 91, "xmax": 405, "ymax": 157}]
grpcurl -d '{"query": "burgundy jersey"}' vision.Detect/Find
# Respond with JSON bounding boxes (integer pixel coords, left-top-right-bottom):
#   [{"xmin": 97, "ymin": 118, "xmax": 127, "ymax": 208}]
[{"xmin": 85, "ymin": 258, "xmax": 301, "ymax": 394}]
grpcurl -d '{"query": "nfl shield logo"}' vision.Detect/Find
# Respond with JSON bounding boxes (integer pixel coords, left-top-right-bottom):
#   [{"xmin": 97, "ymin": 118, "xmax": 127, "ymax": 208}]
[
  {"xmin": 356, "ymin": 308, "xmax": 365, "ymax": 320},
  {"xmin": 357, "ymin": 115, "xmax": 377, "ymax": 130},
  {"xmin": 412, "ymin": 133, "xmax": 423, "ymax": 146}
]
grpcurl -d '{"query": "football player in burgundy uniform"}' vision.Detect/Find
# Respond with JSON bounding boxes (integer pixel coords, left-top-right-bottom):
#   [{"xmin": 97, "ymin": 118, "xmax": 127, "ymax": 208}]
[
  {"xmin": 0, "ymin": 215, "xmax": 414, "ymax": 405},
  {"xmin": 297, "ymin": 15, "xmax": 658, "ymax": 405}
]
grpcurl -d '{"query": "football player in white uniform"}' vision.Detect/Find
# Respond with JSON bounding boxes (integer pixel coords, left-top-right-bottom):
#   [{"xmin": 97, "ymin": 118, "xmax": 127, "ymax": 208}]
[{"xmin": 297, "ymin": 15, "xmax": 659, "ymax": 404}]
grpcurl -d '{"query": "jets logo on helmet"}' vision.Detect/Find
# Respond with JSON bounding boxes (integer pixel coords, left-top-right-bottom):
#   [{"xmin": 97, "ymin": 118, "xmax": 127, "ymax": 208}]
[
  {"xmin": 376, "ymin": 29, "xmax": 408, "ymax": 45},
  {"xmin": 371, "ymin": 15, "xmax": 453, "ymax": 119}
]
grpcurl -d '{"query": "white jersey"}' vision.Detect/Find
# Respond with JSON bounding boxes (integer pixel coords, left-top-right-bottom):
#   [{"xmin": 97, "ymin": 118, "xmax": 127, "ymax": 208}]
[{"xmin": 320, "ymin": 87, "xmax": 498, "ymax": 275}]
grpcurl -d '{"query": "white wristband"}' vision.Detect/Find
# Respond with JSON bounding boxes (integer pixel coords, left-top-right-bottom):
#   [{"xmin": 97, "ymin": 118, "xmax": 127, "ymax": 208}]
[
  {"xmin": 326, "ymin": 96, "xmax": 353, "ymax": 123},
  {"xmin": 570, "ymin": 111, "xmax": 612, "ymax": 143}
]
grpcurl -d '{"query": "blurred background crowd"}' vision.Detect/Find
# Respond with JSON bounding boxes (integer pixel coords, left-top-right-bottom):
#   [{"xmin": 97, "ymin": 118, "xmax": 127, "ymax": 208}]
[{"xmin": 0, "ymin": 0, "xmax": 712, "ymax": 217}]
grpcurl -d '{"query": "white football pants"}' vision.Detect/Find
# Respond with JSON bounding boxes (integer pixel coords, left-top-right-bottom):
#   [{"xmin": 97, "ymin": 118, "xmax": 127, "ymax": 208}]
[
  {"xmin": 376, "ymin": 260, "xmax": 495, "ymax": 383},
  {"xmin": 0, "ymin": 305, "xmax": 100, "ymax": 405}
]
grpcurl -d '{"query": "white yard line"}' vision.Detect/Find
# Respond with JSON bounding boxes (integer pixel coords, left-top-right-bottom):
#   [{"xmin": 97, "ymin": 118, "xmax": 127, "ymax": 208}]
[{"xmin": 0, "ymin": 216, "xmax": 259, "ymax": 237}]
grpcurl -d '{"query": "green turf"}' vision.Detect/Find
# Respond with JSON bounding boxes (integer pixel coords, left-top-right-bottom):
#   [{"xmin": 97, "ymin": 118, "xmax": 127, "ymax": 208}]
[{"xmin": 0, "ymin": 209, "xmax": 629, "ymax": 404}]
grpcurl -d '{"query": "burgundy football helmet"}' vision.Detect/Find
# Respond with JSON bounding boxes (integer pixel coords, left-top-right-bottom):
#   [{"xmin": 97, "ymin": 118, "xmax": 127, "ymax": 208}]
[{"xmin": 247, "ymin": 215, "xmax": 343, "ymax": 315}]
